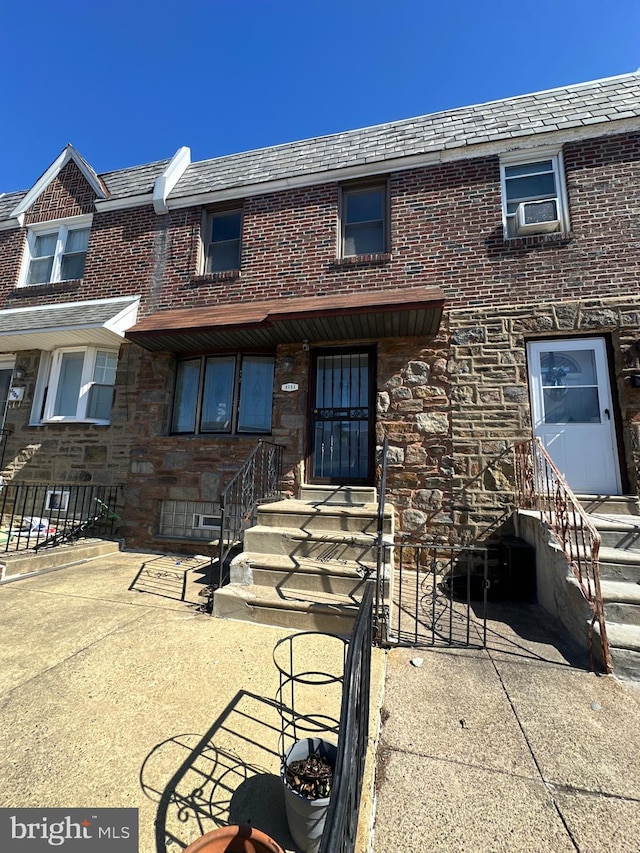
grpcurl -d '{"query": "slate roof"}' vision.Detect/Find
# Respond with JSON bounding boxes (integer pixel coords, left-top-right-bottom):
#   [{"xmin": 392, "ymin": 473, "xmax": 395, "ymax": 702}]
[
  {"xmin": 171, "ymin": 72, "xmax": 640, "ymax": 198},
  {"xmin": 2, "ymin": 72, "xmax": 639, "ymax": 222},
  {"xmin": 99, "ymin": 158, "xmax": 170, "ymax": 198}
]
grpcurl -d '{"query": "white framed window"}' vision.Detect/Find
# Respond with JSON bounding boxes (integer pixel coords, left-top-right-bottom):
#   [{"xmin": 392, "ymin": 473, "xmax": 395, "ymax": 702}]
[
  {"xmin": 204, "ymin": 209, "xmax": 242, "ymax": 273},
  {"xmin": 500, "ymin": 148, "xmax": 569, "ymax": 238},
  {"xmin": 32, "ymin": 346, "xmax": 118, "ymax": 424},
  {"xmin": 19, "ymin": 215, "xmax": 92, "ymax": 287},
  {"xmin": 45, "ymin": 490, "xmax": 70, "ymax": 512},
  {"xmin": 172, "ymin": 354, "xmax": 275, "ymax": 435},
  {"xmin": 340, "ymin": 184, "xmax": 388, "ymax": 257},
  {"xmin": 192, "ymin": 513, "xmax": 221, "ymax": 530}
]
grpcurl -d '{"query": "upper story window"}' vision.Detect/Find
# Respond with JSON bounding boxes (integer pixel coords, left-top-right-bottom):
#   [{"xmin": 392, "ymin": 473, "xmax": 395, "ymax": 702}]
[
  {"xmin": 500, "ymin": 149, "xmax": 569, "ymax": 238},
  {"xmin": 31, "ymin": 346, "xmax": 118, "ymax": 425},
  {"xmin": 340, "ymin": 184, "xmax": 387, "ymax": 257},
  {"xmin": 172, "ymin": 353, "xmax": 274, "ymax": 435},
  {"xmin": 204, "ymin": 210, "xmax": 242, "ymax": 273},
  {"xmin": 20, "ymin": 215, "xmax": 92, "ymax": 286}
]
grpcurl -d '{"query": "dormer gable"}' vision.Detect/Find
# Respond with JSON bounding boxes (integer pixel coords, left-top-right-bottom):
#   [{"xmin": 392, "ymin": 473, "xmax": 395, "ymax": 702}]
[{"xmin": 11, "ymin": 144, "xmax": 109, "ymax": 225}]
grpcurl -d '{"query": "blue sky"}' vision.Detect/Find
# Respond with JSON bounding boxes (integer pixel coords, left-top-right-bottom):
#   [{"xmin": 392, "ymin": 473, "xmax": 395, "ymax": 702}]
[{"xmin": 2, "ymin": 0, "xmax": 639, "ymax": 192}]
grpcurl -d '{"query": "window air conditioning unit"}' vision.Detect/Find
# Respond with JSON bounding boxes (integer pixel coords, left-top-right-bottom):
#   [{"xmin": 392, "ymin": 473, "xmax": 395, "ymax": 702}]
[{"xmin": 515, "ymin": 200, "xmax": 560, "ymax": 235}]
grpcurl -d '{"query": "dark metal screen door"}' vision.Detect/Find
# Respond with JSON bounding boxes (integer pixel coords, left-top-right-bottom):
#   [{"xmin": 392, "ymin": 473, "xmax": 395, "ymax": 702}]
[{"xmin": 309, "ymin": 348, "xmax": 375, "ymax": 484}]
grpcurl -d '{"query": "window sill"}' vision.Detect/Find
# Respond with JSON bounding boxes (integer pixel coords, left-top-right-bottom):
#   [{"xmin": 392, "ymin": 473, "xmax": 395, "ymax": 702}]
[
  {"xmin": 32, "ymin": 419, "xmax": 111, "ymax": 427},
  {"xmin": 12, "ymin": 278, "xmax": 83, "ymax": 296},
  {"xmin": 170, "ymin": 432, "xmax": 273, "ymax": 439},
  {"xmin": 331, "ymin": 253, "xmax": 391, "ymax": 269},
  {"xmin": 502, "ymin": 232, "xmax": 573, "ymax": 248},
  {"xmin": 192, "ymin": 270, "xmax": 240, "ymax": 283}
]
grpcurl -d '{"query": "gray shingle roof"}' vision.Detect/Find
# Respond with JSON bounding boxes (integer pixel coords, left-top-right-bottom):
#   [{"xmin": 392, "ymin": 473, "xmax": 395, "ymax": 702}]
[
  {"xmin": 0, "ymin": 191, "xmax": 26, "ymax": 220},
  {"xmin": 100, "ymin": 158, "xmax": 170, "ymax": 198},
  {"xmin": 0, "ymin": 297, "xmax": 138, "ymax": 333},
  {"xmin": 2, "ymin": 72, "xmax": 639, "ymax": 222},
  {"xmin": 171, "ymin": 72, "xmax": 640, "ymax": 198}
]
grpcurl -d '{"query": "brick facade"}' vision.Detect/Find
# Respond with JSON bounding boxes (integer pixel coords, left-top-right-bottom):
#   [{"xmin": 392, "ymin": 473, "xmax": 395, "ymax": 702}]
[{"xmin": 1, "ymin": 126, "xmax": 639, "ymax": 550}]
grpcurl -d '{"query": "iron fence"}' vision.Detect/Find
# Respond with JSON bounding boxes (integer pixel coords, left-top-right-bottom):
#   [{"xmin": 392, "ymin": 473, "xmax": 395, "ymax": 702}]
[
  {"xmin": 0, "ymin": 482, "xmax": 121, "ymax": 553},
  {"xmin": 513, "ymin": 437, "xmax": 610, "ymax": 672},
  {"xmin": 320, "ymin": 583, "xmax": 373, "ymax": 853},
  {"xmin": 379, "ymin": 542, "xmax": 489, "ymax": 648}
]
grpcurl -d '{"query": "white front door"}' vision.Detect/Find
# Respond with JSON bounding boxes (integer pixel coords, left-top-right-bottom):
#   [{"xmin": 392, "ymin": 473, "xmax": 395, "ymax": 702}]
[{"xmin": 527, "ymin": 338, "xmax": 621, "ymax": 495}]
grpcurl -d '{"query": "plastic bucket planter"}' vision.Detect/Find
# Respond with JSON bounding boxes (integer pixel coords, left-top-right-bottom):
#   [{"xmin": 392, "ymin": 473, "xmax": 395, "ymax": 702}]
[
  {"xmin": 182, "ymin": 824, "xmax": 284, "ymax": 853},
  {"xmin": 281, "ymin": 738, "xmax": 337, "ymax": 853}
]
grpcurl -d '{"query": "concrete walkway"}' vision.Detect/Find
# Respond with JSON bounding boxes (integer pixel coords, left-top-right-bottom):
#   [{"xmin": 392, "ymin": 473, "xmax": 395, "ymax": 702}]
[
  {"xmin": 0, "ymin": 549, "xmax": 384, "ymax": 853},
  {"xmin": 2, "ymin": 550, "xmax": 640, "ymax": 852},
  {"xmin": 372, "ymin": 603, "xmax": 640, "ymax": 853}
]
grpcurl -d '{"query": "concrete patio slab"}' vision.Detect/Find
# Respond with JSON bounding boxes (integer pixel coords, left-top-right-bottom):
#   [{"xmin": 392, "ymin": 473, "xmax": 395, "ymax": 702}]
[{"xmin": 0, "ymin": 548, "xmax": 385, "ymax": 853}]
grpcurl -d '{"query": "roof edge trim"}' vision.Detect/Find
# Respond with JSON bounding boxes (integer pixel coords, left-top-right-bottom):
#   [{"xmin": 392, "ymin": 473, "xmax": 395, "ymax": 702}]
[{"xmin": 11, "ymin": 145, "xmax": 109, "ymax": 222}]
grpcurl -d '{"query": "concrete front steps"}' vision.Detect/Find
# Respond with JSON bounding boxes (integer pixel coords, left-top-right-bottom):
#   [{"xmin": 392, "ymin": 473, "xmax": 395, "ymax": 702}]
[
  {"xmin": 214, "ymin": 485, "xmax": 393, "ymax": 634},
  {"xmin": 0, "ymin": 538, "xmax": 122, "ymax": 583},
  {"xmin": 579, "ymin": 495, "xmax": 640, "ymax": 680}
]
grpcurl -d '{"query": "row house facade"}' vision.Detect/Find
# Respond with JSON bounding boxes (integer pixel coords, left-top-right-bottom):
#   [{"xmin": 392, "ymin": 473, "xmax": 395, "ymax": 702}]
[{"xmin": 0, "ymin": 72, "xmax": 639, "ymax": 553}]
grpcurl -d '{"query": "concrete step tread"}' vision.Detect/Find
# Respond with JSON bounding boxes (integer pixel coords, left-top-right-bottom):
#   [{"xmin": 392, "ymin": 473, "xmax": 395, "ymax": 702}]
[
  {"xmin": 599, "ymin": 546, "xmax": 640, "ymax": 566},
  {"xmin": 596, "ymin": 620, "xmax": 640, "ymax": 652},
  {"xmin": 237, "ymin": 552, "xmax": 376, "ymax": 576},
  {"xmin": 298, "ymin": 484, "xmax": 377, "ymax": 505},
  {"xmin": 577, "ymin": 495, "xmax": 640, "ymax": 516},
  {"xmin": 588, "ymin": 515, "xmax": 640, "ymax": 531},
  {"xmin": 600, "ymin": 579, "xmax": 640, "ymax": 603},
  {"xmin": 245, "ymin": 524, "xmax": 388, "ymax": 545},
  {"xmin": 216, "ymin": 582, "xmax": 361, "ymax": 612},
  {"xmin": 259, "ymin": 499, "xmax": 391, "ymax": 517}
]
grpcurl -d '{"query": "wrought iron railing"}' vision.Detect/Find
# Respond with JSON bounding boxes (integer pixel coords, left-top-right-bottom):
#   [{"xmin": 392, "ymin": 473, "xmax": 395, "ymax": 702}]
[
  {"xmin": 0, "ymin": 482, "xmax": 121, "ymax": 553},
  {"xmin": 214, "ymin": 440, "xmax": 284, "ymax": 594},
  {"xmin": 385, "ymin": 543, "xmax": 489, "ymax": 648},
  {"xmin": 320, "ymin": 583, "xmax": 373, "ymax": 853},
  {"xmin": 513, "ymin": 437, "xmax": 611, "ymax": 672}
]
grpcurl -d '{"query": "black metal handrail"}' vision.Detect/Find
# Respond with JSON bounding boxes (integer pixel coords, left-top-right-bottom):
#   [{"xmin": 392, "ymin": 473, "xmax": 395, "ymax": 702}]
[
  {"xmin": 0, "ymin": 482, "xmax": 121, "ymax": 553},
  {"xmin": 214, "ymin": 440, "xmax": 284, "ymax": 594},
  {"xmin": 320, "ymin": 582, "xmax": 373, "ymax": 853}
]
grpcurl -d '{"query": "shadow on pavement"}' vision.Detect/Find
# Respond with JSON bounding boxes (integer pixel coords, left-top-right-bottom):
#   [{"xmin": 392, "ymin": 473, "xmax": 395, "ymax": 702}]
[
  {"xmin": 128, "ymin": 555, "xmax": 212, "ymax": 604},
  {"xmin": 141, "ymin": 690, "xmax": 296, "ymax": 852},
  {"xmin": 479, "ymin": 600, "xmax": 591, "ymax": 670}
]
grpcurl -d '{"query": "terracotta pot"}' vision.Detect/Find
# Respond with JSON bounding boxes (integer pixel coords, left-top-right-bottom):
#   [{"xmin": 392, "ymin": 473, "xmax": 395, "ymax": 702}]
[{"xmin": 182, "ymin": 824, "xmax": 284, "ymax": 853}]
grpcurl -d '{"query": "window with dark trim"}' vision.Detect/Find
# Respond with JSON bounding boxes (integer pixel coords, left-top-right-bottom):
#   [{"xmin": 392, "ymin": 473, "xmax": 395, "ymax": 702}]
[
  {"xmin": 171, "ymin": 354, "xmax": 275, "ymax": 435},
  {"xmin": 340, "ymin": 185, "xmax": 387, "ymax": 257},
  {"xmin": 204, "ymin": 210, "xmax": 242, "ymax": 273}
]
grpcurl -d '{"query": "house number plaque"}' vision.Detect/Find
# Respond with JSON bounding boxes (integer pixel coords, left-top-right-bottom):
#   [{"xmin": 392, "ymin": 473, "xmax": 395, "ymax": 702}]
[{"xmin": 281, "ymin": 383, "xmax": 299, "ymax": 392}]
